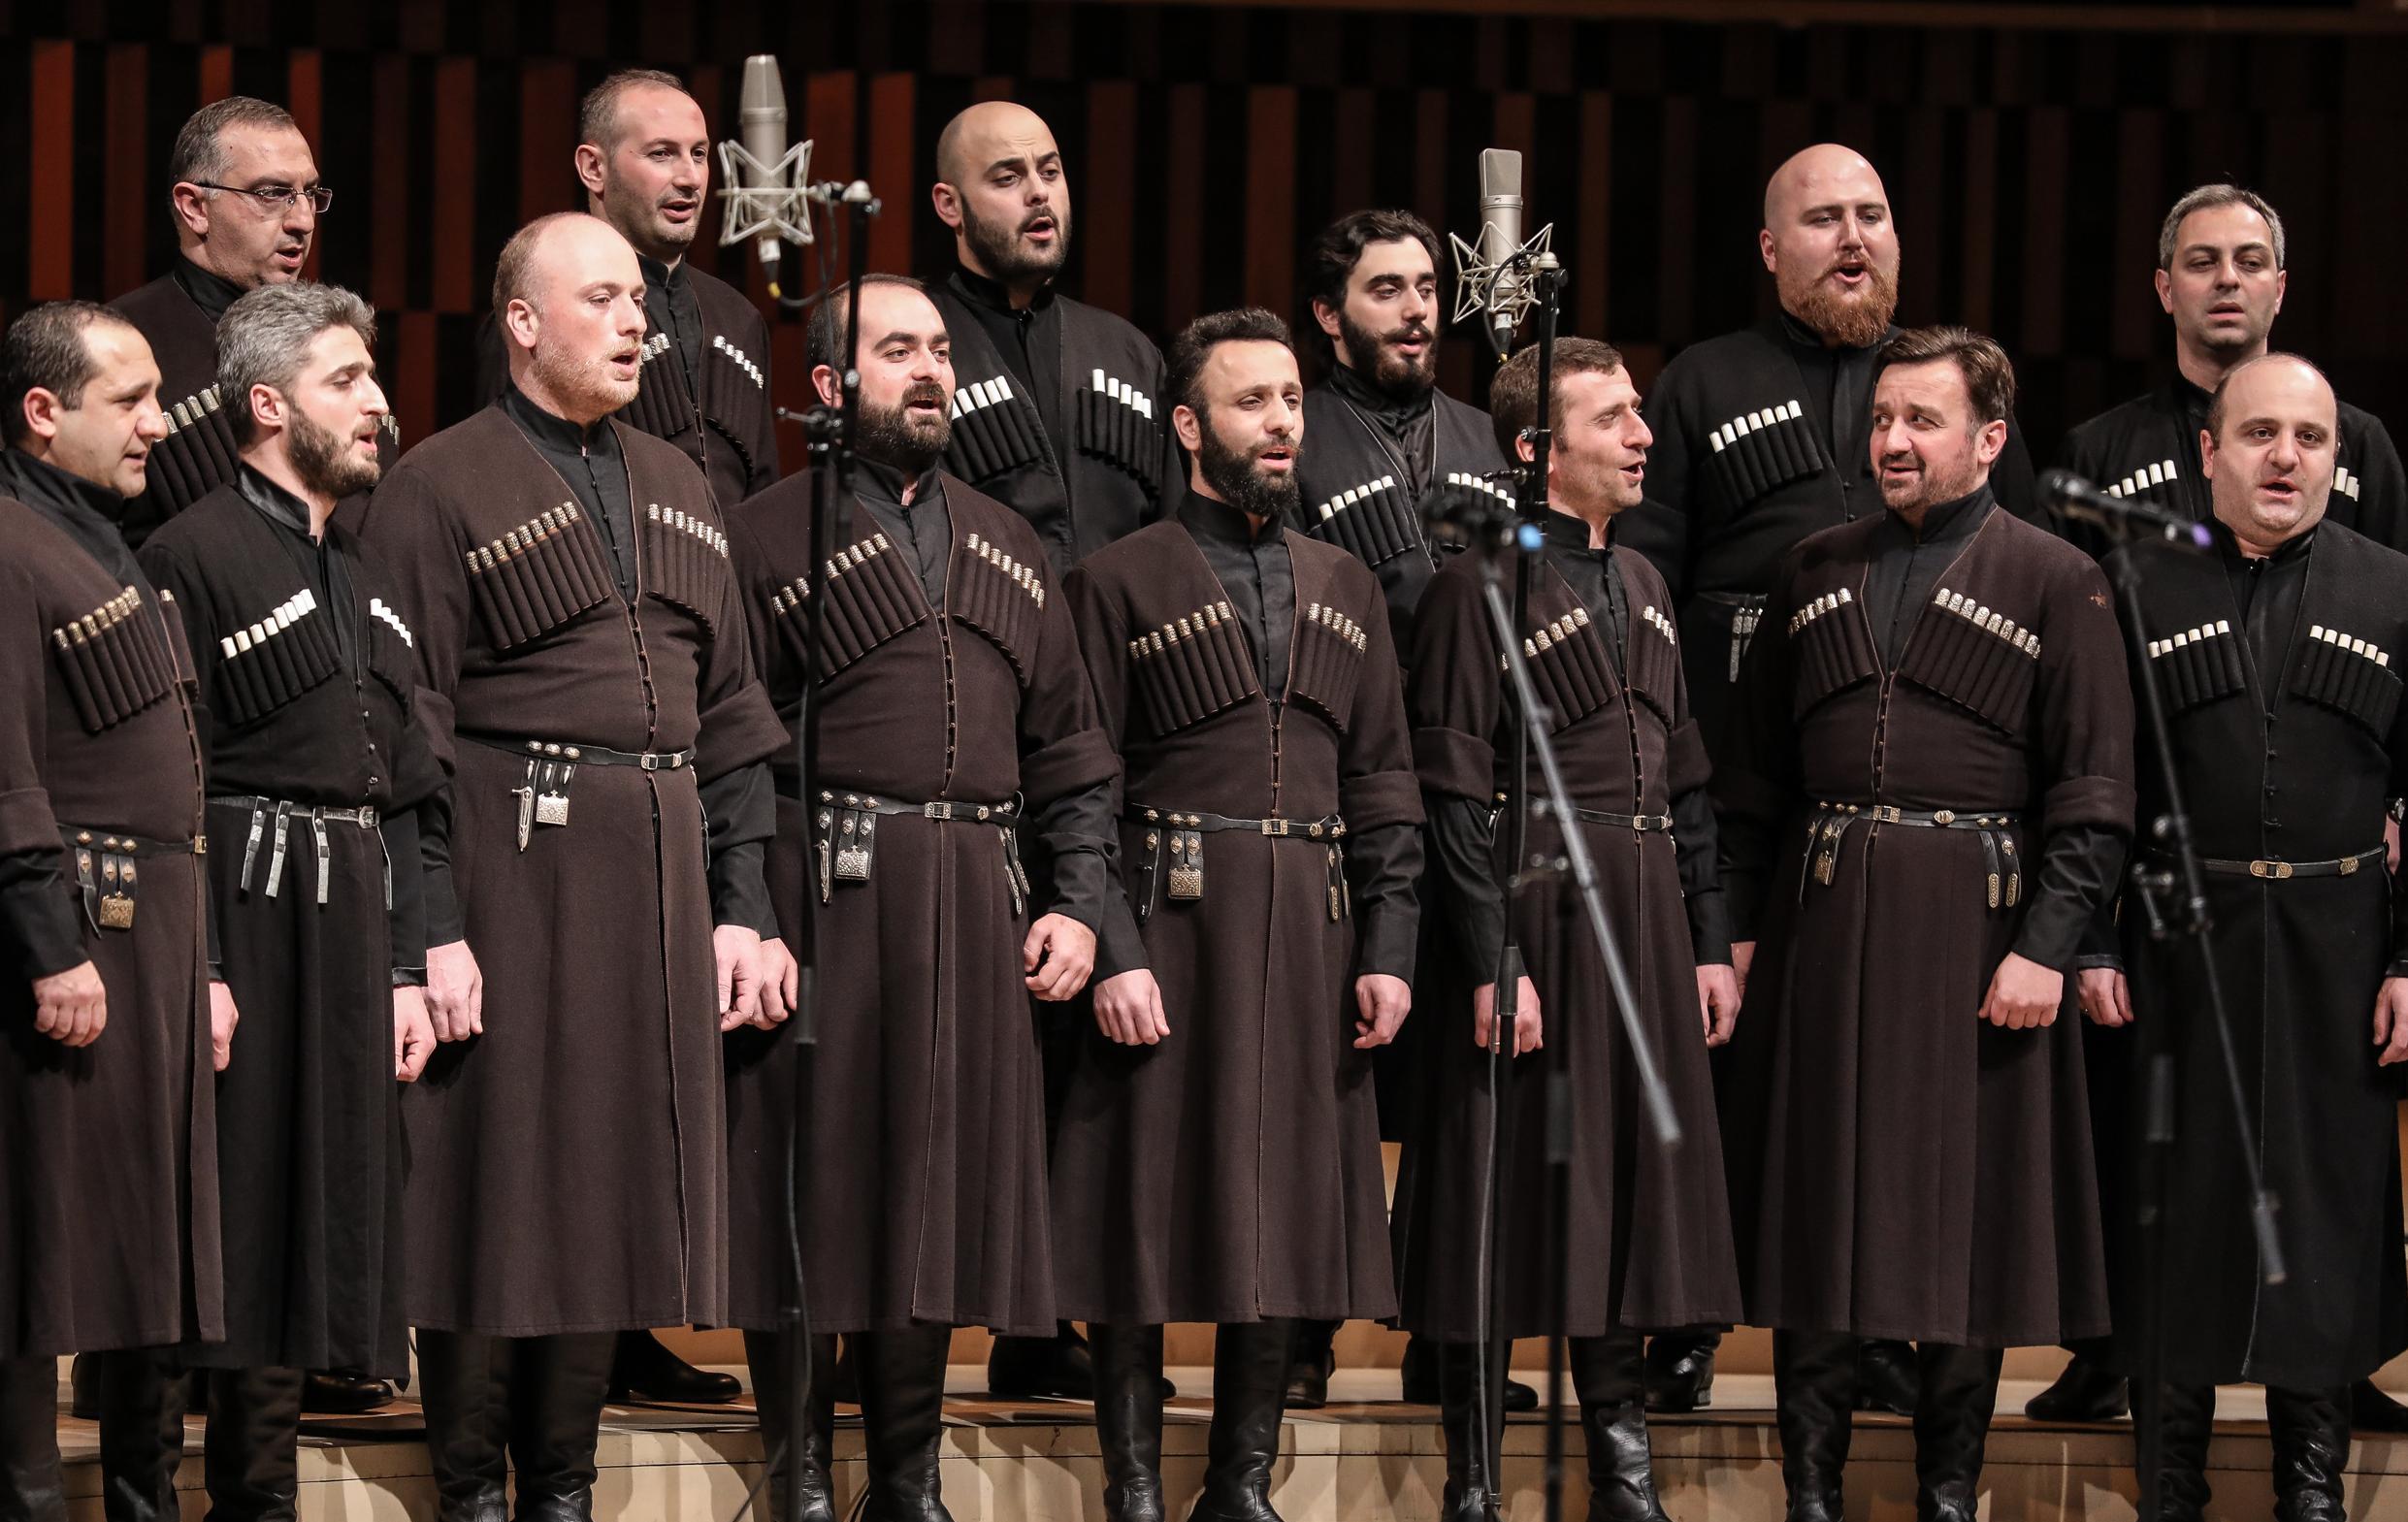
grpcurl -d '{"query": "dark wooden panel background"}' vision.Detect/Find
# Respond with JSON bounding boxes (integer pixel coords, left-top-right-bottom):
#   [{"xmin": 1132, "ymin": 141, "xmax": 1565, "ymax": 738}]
[{"xmin": 3, "ymin": 1, "xmax": 2403, "ymax": 467}]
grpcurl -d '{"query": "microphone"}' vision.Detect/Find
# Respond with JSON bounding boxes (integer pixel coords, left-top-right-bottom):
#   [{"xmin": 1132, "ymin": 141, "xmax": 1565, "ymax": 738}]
[
  {"xmin": 717, "ymin": 55, "xmax": 815, "ymax": 298},
  {"xmin": 2038, "ymin": 468, "xmax": 2215, "ymax": 551},
  {"xmin": 1448, "ymin": 149, "xmax": 1556, "ymax": 352},
  {"xmin": 1420, "ymin": 470, "xmax": 1539, "ymax": 554}
]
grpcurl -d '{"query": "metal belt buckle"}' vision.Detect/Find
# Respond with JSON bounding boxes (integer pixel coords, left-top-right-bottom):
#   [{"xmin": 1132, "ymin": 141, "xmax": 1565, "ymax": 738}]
[
  {"xmin": 639, "ymin": 753, "xmax": 663, "ymax": 771},
  {"xmin": 1870, "ymin": 804, "xmax": 1903, "ymax": 824},
  {"xmin": 1261, "ymin": 818, "xmax": 1290, "ymax": 837},
  {"xmin": 1933, "ymin": 809, "xmax": 1957, "ymax": 826},
  {"xmin": 2251, "ymin": 858, "xmax": 2294, "ymax": 880},
  {"xmin": 2340, "ymin": 854, "xmax": 2362, "ymax": 876},
  {"xmin": 925, "ymin": 800, "xmax": 956, "ymax": 821}
]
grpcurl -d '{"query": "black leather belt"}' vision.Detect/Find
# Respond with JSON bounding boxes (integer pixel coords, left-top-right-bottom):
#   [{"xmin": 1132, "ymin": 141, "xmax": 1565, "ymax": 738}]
[
  {"xmin": 211, "ymin": 794, "xmax": 384, "ymax": 905},
  {"xmin": 1124, "ymin": 807, "xmax": 1350, "ymax": 923},
  {"xmin": 1800, "ymin": 800, "xmax": 2024, "ymax": 912},
  {"xmin": 814, "ymin": 791, "xmax": 1026, "ymax": 908},
  {"xmin": 1571, "ymin": 807, "xmax": 1673, "ymax": 832},
  {"xmin": 2192, "ymin": 846, "xmax": 2384, "ymax": 881},
  {"xmin": 468, "ymin": 734, "xmax": 693, "ymax": 770},
  {"xmin": 58, "ymin": 825, "xmax": 205, "ymax": 932}
]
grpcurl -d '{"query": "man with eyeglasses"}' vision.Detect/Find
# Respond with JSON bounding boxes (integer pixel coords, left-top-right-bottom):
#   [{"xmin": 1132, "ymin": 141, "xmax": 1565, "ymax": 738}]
[{"xmin": 112, "ymin": 97, "xmax": 368, "ymax": 551}]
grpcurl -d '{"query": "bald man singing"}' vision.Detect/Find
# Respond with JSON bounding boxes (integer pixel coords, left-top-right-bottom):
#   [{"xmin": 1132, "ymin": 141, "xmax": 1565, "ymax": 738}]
[
  {"xmin": 1616, "ymin": 145, "xmax": 2038, "ymax": 1416},
  {"xmin": 927, "ymin": 101, "xmax": 1180, "ymax": 580},
  {"xmin": 928, "ymin": 100, "xmax": 1183, "ymax": 1402},
  {"xmin": 358, "ymin": 211, "xmax": 787, "ymax": 1522}
]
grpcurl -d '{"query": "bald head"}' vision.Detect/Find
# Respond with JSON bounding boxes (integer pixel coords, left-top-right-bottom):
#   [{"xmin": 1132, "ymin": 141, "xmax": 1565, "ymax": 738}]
[
  {"xmin": 1761, "ymin": 144, "xmax": 1900, "ymax": 348},
  {"xmin": 931, "ymin": 101, "xmax": 1072, "ymax": 304},
  {"xmin": 2202, "ymin": 351, "xmax": 2339, "ymax": 554},
  {"xmin": 493, "ymin": 212, "xmax": 648, "ymax": 426}
]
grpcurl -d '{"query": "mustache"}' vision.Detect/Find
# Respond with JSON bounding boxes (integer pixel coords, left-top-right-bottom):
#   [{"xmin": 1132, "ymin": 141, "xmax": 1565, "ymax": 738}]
[
  {"xmin": 900, "ymin": 381, "xmax": 947, "ymax": 409},
  {"xmin": 1383, "ymin": 323, "xmax": 1433, "ymax": 346}
]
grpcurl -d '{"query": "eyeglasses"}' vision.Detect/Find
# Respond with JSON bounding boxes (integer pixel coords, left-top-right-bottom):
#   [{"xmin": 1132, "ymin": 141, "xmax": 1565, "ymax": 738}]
[{"xmin": 187, "ymin": 181, "xmax": 334, "ymax": 214}]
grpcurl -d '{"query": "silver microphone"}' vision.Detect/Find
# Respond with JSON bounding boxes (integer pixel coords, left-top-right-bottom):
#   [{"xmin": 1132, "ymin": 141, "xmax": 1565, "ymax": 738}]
[
  {"xmin": 718, "ymin": 55, "xmax": 814, "ymax": 296},
  {"xmin": 1478, "ymin": 150, "xmax": 1523, "ymax": 351},
  {"xmin": 1448, "ymin": 147, "xmax": 1556, "ymax": 351}
]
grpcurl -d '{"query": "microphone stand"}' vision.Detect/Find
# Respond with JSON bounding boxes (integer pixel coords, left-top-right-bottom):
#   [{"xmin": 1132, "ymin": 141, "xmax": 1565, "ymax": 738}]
[
  {"xmin": 2063, "ymin": 504, "xmax": 2285, "ymax": 1522},
  {"xmin": 1470, "ymin": 253, "xmax": 1682, "ymax": 1522},
  {"xmin": 737, "ymin": 181, "xmax": 877, "ymax": 1522}
]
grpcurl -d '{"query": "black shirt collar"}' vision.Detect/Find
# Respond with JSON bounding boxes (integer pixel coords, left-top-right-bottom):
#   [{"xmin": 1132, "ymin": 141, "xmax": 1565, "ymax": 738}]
[
  {"xmin": 501, "ymin": 378, "xmax": 614, "ymax": 453},
  {"xmin": 1327, "ymin": 359, "xmax": 1434, "ymax": 425},
  {"xmin": 235, "ymin": 462, "xmax": 319, "ymax": 539},
  {"xmin": 1884, "ymin": 482, "xmax": 1994, "ymax": 544},
  {"xmin": 1180, "ymin": 490, "xmax": 1285, "ymax": 547},
  {"xmin": 951, "ymin": 266, "xmax": 1055, "ymax": 317},
  {"xmin": 856, "ymin": 456, "xmax": 942, "ymax": 509},
  {"xmin": 637, "ymin": 251, "xmax": 688, "ymax": 298},
  {"xmin": 171, "ymin": 257, "xmax": 247, "ymax": 324},
  {"xmin": 2170, "ymin": 371, "xmax": 2214, "ymax": 421},
  {"xmin": 1541, "ymin": 505, "xmax": 1613, "ymax": 554},
  {"xmin": 2, "ymin": 450, "xmax": 143, "ymax": 576},
  {"xmin": 2209, "ymin": 512, "xmax": 2317, "ymax": 567}
]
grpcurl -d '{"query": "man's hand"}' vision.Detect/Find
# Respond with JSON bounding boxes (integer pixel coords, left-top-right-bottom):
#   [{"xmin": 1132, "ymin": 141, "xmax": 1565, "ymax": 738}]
[
  {"xmin": 2373, "ymin": 978, "xmax": 2408, "ymax": 1066},
  {"xmin": 1024, "ymin": 914, "xmax": 1097, "ymax": 1003},
  {"xmin": 394, "ymin": 986, "xmax": 436, "ymax": 1081},
  {"xmin": 714, "ymin": 924, "xmax": 765, "ymax": 1033},
  {"xmin": 1698, "ymin": 963, "xmax": 1741, "ymax": 1048},
  {"xmin": 2076, "ymin": 967, "xmax": 2133, "ymax": 1028},
  {"xmin": 752, "ymin": 937, "xmax": 800, "ymax": 1029},
  {"xmin": 1732, "ymin": 941, "xmax": 1757, "ymax": 1001},
  {"xmin": 1471, "ymin": 977, "xmax": 1543, "ymax": 1057},
  {"xmin": 1354, "ymin": 973, "xmax": 1411, "ymax": 1050},
  {"xmin": 209, "ymin": 980, "xmax": 241, "ymax": 1072},
  {"xmin": 1093, "ymin": 970, "xmax": 1169, "ymax": 1046},
  {"xmin": 32, "ymin": 961, "xmax": 106, "ymax": 1047},
  {"xmin": 1978, "ymin": 952, "xmax": 2064, "ymax": 1030},
  {"xmin": 425, "ymin": 941, "xmax": 484, "ymax": 1042}
]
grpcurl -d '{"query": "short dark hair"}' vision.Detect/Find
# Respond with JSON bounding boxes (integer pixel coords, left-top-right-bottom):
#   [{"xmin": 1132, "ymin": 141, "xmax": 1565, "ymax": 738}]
[
  {"xmin": 169, "ymin": 97, "xmax": 301, "ymax": 187},
  {"xmin": 2159, "ymin": 183, "xmax": 2286, "ymax": 273},
  {"xmin": 578, "ymin": 69, "xmax": 694, "ymax": 151},
  {"xmin": 2204, "ymin": 350, "xmax": 2334, "ymax": 442},
  {"xmin": 805, "ymin": 275, "xmax": 933, "ymax": 374},
  {"xmin": 1302, "ymin": 210, "xmax": 1443, "ymax": 352},
  {"xmin": 2, "ymin": 302, "xmax": 130, "ymax": 447},
  {"xmin": 1164, "ymin": 308, "xmax": 1292, "ymax": 415},
  {"xmin": 1486, "ymin": 338, "xmax": 1628, "ymax": 456},
  {"xmin": 1875, "ymin": 325, "xmax": 2016, "ymax": 428}
]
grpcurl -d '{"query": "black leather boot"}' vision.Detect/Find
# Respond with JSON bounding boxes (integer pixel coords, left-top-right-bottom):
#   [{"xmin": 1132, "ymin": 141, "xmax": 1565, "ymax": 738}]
[
  {"xmin": 1282, "ymin": 1320, "xmax": 1334, "ymax": 1412},
  {"xmin": 743, "ymin": 1330, "xmax": 838, "ymax": 1522},
  {"xmin": 1190, "ymin": 1319, "xmax": 1294, "ymax": 1522},
  {"xmin": 1856, "ymin": 1338, "xmax": 1918, "ymax": 1417},
  {"xmin": 986, "ymin": 1323, "xmax": 1094, "ymax": 1402},
  {"xmin": 2268, "ymin": 1384, "xmax": 2351, "ymax": 1522},
  {"xmin": 2023, "ymin": 1339, "xmax": 2128, "ymax": 1423},
  {"xmin": 201, "ymin": 1368, "xmax": 304, "ymax": 1520},
  {"xmin": 417, "ymin": 1332, "xmax": 509, "ymax": 1522},
  {"xmin": 1435, "ymin": 1343, "xmax": 1497, "ymax": 1522},
  {"xmin": 2131, "ymin": 1379, "xmax": 2213, "ymax": 1522},
  {"xmin": 608, "ymin": 1331, "xmax": 739, "ymax": 1406},
  {"xmin": 1643, "ymin": 1331, "xmax": 1720, "ymax": 1415},
  {"xmin": 857, "ymin": 1324, "xmax": 955, "ymax": 1522},
  {"xmin": 504, "ymin": 1333, "xmax": 614, "ymax": 1522},
  {"xmin": 86, "ymin": 1347, "xmax": 185, "ymax": 1522},
  {"xmin": 299, "ymin": 1371, "xmax": 394, "ymax": 1415},
  {"xmin": 1405, "ymin": 1338, "xmax": 1539, "ymax": 1414},
  {"xmin": 1911, "ymin": 1344, "xmax": 2001, "ymax": 1522},
  {"xmin": 2348, "ymin": 1378, "xmax": 2408, "ymax": 1434},
  {"xmin": 1091, "ymin": 1324, "xmax": 1166, "ymax": 1522},
  {"xmin": 0, "ymin": 1356, "xmax": 67, "ymax": 1522},
  {"xmin": 1571, "ymin": 1331, "xmax": 1669, "ymax": 1522},
  {"xmin": 1773, "ymin": 1331, "xmax": 1858, "ymax": 1522}
]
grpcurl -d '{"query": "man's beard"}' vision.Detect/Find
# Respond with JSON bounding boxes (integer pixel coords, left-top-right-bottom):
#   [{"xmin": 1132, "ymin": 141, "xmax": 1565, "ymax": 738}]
[
  {"xmin": 532, "ymin": 341, "xmax": 640, "ymax": 419},
  {"xmin": 286, "ymin": 405, "xmax": 381, "ymax": 500},
  {"xmin": 1337, "ymin": 308, "xmax": 1437, "ymax": 403},
  {"xmin": 855, "ymin": 384, "xmax": 953, "ymax": 475},
  {"xmin": 1786, "ymin": 260, "xmax": 1901, "ymax": 349},
  {"xmin": 1876, "ymin": 449, "xmax": 1981, "ymax": 514},
  {"xmin": 1196, "ymin": 424, "xmax": 1300, "ymax": 522},
  {"xmin": 961, "ymin": 200, "xmax": 1070, "ymax": 286}
]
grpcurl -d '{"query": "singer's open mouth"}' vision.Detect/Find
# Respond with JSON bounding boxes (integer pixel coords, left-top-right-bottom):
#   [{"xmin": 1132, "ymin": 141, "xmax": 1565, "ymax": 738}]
[
  {"xmin": 1257, "ymin": 445, "xmax": 1294, "ymax": 470},
  {"xmin": 1024, "ymin": 216, "xmax": 1057, "ymax": 242},
  {"xmin": 2262, "ymin": 477, "xmax": 2299, "ymax": 501},
  {"xmin": 662, "ymin": 201, "xmax": 699, "ymax": 222}
]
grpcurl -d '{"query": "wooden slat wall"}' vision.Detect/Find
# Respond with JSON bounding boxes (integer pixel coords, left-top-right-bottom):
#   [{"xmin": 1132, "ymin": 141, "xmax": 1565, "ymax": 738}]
[{"xmin": 2, "ymin": 3, "xmax": 2403, "ymax": 457}]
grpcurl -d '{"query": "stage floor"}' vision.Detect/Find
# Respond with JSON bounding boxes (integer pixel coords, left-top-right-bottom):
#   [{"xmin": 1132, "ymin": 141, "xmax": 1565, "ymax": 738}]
[{"xmin": 49, "ymin": 1370, "xmax": 2408, "ymax": 1519}]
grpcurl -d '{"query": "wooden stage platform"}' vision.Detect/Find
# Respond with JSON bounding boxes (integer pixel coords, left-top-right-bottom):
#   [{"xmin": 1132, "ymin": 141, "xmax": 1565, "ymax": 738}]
[{"xmin": 49, "ymin": 1366, "xmax": 2408, "ymax": 1520}]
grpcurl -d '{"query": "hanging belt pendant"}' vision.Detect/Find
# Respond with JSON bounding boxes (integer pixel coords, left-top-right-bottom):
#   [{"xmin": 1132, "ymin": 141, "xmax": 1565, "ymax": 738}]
[
  {"xmin": 1980, "ymin": 829, "xmax": 2002, "ymax": 910},
  {"xmin": 98, "ymin": 854, "xmax": 136, "ymax": 930},
  {"xmin": 265, "ymin": 802, "xmax": 294, "ymax": 898},
  {"xmin": 834, "ymin": 806, "xmax": 874, "ymax": 883},
  {"xmin": 1729, "ymin": 605, "xmax": 1760, "ymax": 683},
  {"xmin": 1167, "ymin": 827, "xmax": 1204, "ymax": 900},
  {"xmin": 512, "ymin": 762, "xmax": 537, "ymax": 852},
  {"xmin": 312, "ymin": 814, "xmax": 333, "ymax": 905},
  {"xmin": 1813, "ymin": 815, "xmax": 1843, "ymax": 887},
  {"xmin": 535, "ymin": 761, "xmax": 572, "ymax": 827},
  {"xmin": 2001, "ymin": 835, "xmax": 2020, "ymax": 907},
  {"xmin": 240, "ymin": 802, "xmax": 267, "ymax": 892},
  {"xmin": 815, "ymin": 805, "xmax": 834, "ymax": 903},
  {"xmin": 1001, "ymin": 831, "xmax": 1026, "ymax": 917}
]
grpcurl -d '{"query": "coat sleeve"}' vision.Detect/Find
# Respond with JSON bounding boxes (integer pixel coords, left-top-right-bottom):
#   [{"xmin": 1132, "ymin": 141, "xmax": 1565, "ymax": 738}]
[
  {"xmin": 1338, "ymin": 569, "xmax": 1425, "ymax": 985},
  {"xmin": 1015, "ymin": 553, "xmax": 1121, "ymax": 931},
  {"xmin": 1661, "ymin": 599, "xmax": 1731, "ymax": 965},
  {"xmin": 0, "ymin": 558, "xmax": 84, "ymax": 984},
  {"xmin": 1065, "ymin": 565, "xmax": 1147, "ymax": 983},
  {"xmin": 2009, "ymin": 553, "xmax": 2139, "ymax": 970},
  {"xmin": 693, "ymin": 502, "xmax": 786, "ymax": 933}
]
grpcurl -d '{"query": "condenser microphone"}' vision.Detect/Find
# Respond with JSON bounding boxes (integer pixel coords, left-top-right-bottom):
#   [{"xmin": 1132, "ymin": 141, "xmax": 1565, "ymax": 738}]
[
  {"xmin": 1448, "ymin": 148, "xmax": 1556, "ymax": 352},
  {"xmin": 718, "ymin": 55, "xmax": 814, "ymax": 297}
]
